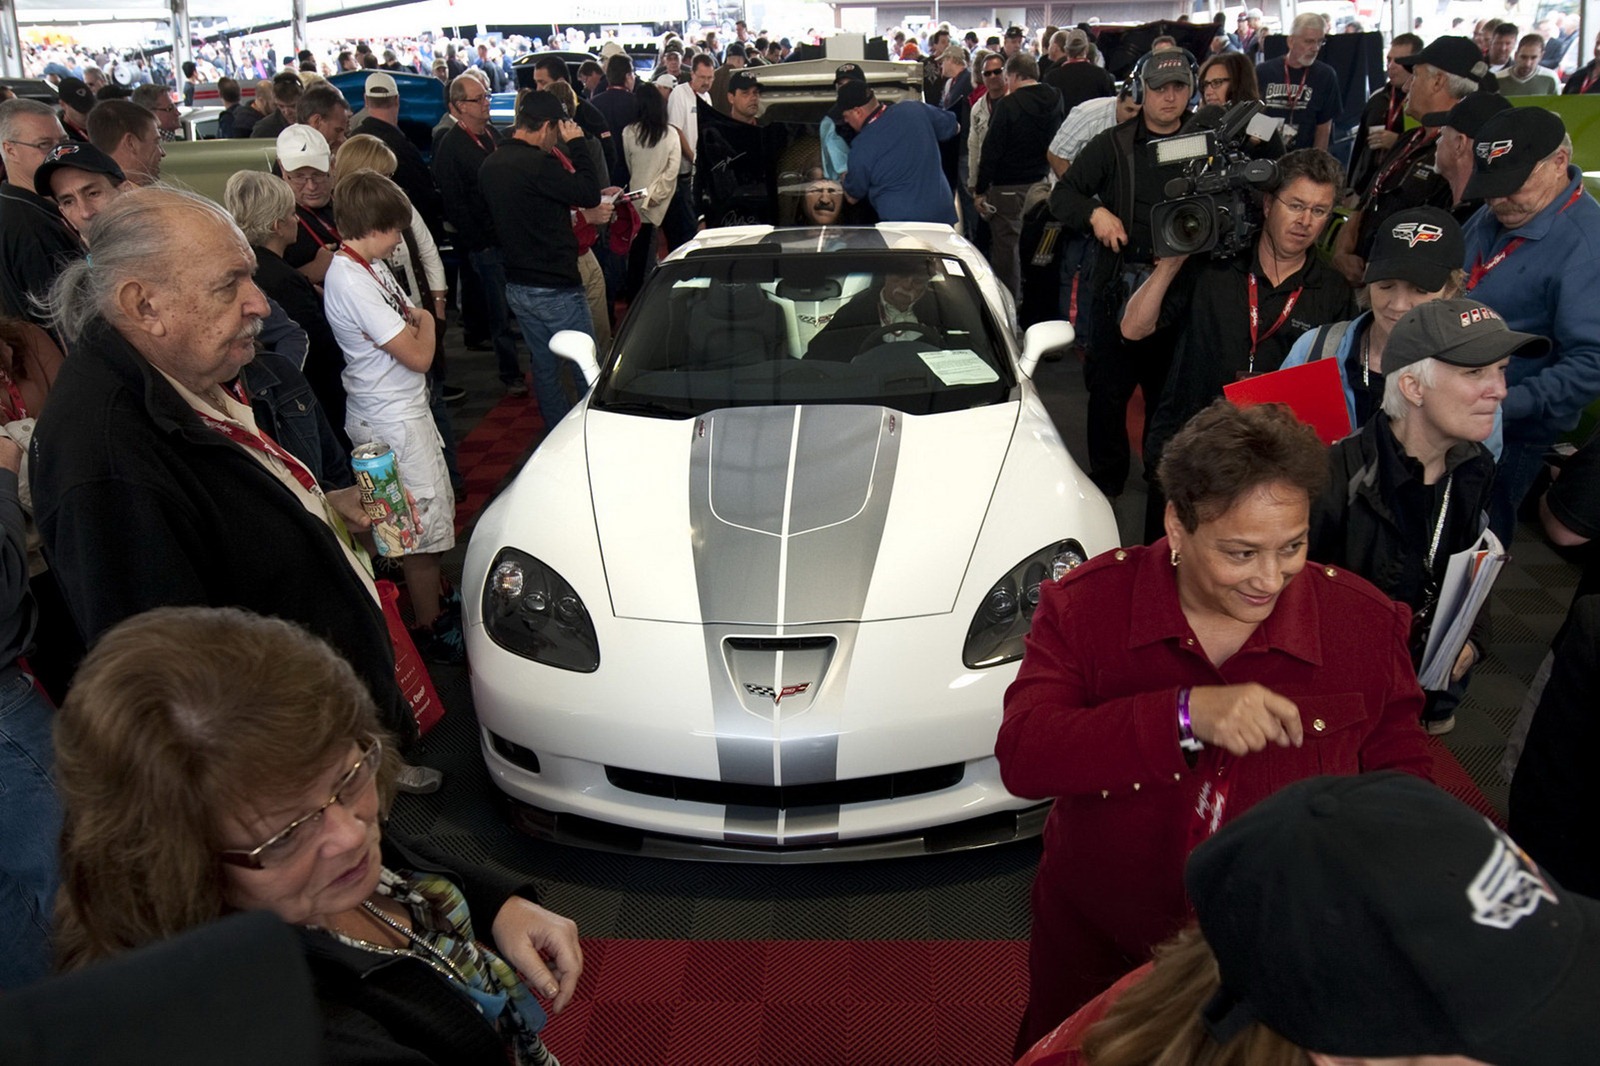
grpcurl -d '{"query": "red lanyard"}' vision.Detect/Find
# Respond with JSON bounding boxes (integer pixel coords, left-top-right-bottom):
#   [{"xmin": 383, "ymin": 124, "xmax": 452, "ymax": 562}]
[
  {"xmin": 339, "ymin": 247, "xmax": 408, "ymax": 318},
  {"xmin": 1246, "ymin": 271, "xmax": 1303, "ymax": 370},
  {"xmin": 463, "ymin": 124, "xmax": 493, "ymax": 154},
  {"xmin": 1385, "ymin": 85, "xmax": 1403, "ymax": 129},
  {"xmin": 1372, "ymin": 126, "xmax": 1439, "ymax": 195},
  {"xmin": 194, "ymin": 406, "xmax": 321, "ymax": 496},
  {"xmin": 1282, "ymin": 58, "xmax": 1311, "ymax": 117},
  {"xmin": 0, "ymin": 367, "xmax": 27, "ymax": 421},
  {"xmin": 297, "ymin": 208, "xmax": 340, "ymax": 249},
  {"xmin": 1466, "ymin": 183, "xmax": 1585, "ymax": 291},
  {"xmin": 1582, "ymin": 65, "xmax": 1600, "ymax": 94}
]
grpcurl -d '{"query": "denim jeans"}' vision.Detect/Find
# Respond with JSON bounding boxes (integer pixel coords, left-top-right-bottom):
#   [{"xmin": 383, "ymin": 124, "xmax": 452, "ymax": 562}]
[
  {"xmin": 504, "ymin": 282, "xmax": 589, "ymax": 430},
  {"xmin": 1488, "ymin": 438, "xmax": 1548, "ymax": 546},
  {"xmin": 466, "ymin": 247, "xmax": 523, "ymax": 385},
  {"xmin": 0, "ymin": 670, "xmax": 59, "ymax": 990}
]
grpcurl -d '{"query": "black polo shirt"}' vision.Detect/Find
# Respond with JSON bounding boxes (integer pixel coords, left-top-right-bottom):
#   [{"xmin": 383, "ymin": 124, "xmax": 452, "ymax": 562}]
[
  {"xmin": 1354, "ymin": 126, "xmax": 1452, "ymax": 258},
  {"xmin": 1146, "ymin": 241, "xmax": 1356, "ymax": 461}
]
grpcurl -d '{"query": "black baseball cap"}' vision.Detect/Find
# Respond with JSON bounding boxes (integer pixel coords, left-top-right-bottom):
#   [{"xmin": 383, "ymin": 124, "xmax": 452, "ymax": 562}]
[
  {"xmin": 1005, "ymin": 25, "xmax": 1026, "ymax": 38},
  {"xmin": 835, "ymin": 79, "xmax": 874, "ymax": 112},
  {"xmin": 1363, "ymin": 206, "xmax": 1465, "ymax": 290},
  {"xmin": 56, "ymin": 76, "xmax": 96, "ymax": 115},
  {"xmin": 515, "ymin": 89, "xmax": 566, "ymax": 128},
  {"xmin": 1396, "ymin": 35, "xmax": 1492, "ymax": 82},
  {"xmin": 1142, "ymin": 49, "xmax": 1195, "ymax": 89},
  {"xmin": 1464, "ymin": 105, "xmax": 1567, "ymax": 200},
  {"xmin": 1188, "ymin": 772, "xmax": 1598, "ymax": 1064},
  {"xmin": 1383, "ymin": 298, "xmax": 1549, "ymax": 373},
  {"xmin": 36, "ymin": 141, "xmax": 125, "ymax": 196},
  {"xmin": 728, "ymin": 69, "xmax": 761, "ymax": 93},
  {"xmin": 1421, "ymin": 89, "xmax": 1512, "ymax": 135},
  {"xmin": 833, "ymin": 62, "xmax": 865, "ymax": 85}
]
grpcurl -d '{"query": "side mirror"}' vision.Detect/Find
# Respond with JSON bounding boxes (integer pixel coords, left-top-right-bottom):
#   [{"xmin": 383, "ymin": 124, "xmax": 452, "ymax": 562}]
[
  {"xmin": 550, "ymin": 329, "xmax": 601, "ymax": 387},
  {"xmin": 1018, "ymin": 320, "xmax": 1075, "ymax": 380}
]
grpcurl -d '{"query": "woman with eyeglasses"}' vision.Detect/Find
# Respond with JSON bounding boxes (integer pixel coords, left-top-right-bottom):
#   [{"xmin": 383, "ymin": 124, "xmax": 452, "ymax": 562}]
[
  {"xmin": 1195, "ymin": 52, "xmax": 1283, "ymax": 161},
  {"xmin": 53, "ymin": 607, "xmax": 582, "ymax": 1065}
]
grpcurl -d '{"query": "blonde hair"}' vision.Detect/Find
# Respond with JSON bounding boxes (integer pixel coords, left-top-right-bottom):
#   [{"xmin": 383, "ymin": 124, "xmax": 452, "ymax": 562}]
[
  {"xmin": 223, "ymin": 168, "xmax": 295, "ymax": 245},
  {"xmin": 334, "ymin": 131, "xmax": 398, "ymax": 179},
  {"xmin": 1082, "ymin": 927, "xmax": 1309, "ymax": 1066}
]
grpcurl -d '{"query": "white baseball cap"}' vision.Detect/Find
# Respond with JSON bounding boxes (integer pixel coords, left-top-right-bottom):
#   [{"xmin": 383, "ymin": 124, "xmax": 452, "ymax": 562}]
[
  {"xmin": 364, "ymin": 71, "xmax": 398, "ymax": 99},
  {"xmin": 276, "ymin": 123, "xmax": 330, "ymax": 173}
]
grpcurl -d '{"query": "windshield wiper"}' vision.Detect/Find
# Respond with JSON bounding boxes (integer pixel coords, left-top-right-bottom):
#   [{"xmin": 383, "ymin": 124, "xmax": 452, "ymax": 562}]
[{"xmin": 593, "ymin": 399, "xmax": 701, "ymax": 419}]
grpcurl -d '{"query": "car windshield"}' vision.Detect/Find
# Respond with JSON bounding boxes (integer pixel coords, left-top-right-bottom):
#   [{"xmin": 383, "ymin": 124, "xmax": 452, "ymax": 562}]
[{"xmin": 593, "ymin": 250, "xmax": 1015, "ymax": 417}]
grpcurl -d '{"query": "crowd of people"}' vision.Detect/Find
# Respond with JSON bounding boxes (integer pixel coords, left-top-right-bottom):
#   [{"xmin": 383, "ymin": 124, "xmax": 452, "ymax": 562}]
[{"xmin": 0, "ymin": 11, "xmax": 1597, "ymax": 1066}]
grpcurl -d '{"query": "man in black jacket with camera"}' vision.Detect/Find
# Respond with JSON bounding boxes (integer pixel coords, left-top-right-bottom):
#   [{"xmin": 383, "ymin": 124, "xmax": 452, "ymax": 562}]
[{"xmin": 1049, "ymin": 50, "xmax": 1194, "ymax": 499}]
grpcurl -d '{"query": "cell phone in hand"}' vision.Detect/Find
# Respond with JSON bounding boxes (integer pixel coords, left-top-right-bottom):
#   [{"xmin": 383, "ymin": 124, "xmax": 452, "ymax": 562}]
[{"xmin": 618, "ymin": 189, "xmax": 647, "ymax": 203}]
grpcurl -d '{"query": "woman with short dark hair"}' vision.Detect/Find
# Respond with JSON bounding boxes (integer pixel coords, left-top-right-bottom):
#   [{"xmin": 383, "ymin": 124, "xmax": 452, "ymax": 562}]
[
  {"xmin": 997, "ymin": 400, "xmax": 1433, "ymax": 1053},
  {"xmin": 54, "ymin": 606, "xmax": 582, "ymax": 1064}
]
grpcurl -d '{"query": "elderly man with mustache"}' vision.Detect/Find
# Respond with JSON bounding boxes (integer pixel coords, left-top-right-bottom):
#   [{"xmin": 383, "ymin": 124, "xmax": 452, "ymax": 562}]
[{"xmin": 29, "ymin": 185, "xmax": 442, "ymax": 793}]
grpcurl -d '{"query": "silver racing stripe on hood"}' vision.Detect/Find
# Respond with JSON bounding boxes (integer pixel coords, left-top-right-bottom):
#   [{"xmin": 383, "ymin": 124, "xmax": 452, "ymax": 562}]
[{"xmin": 688, "ymin": 406, "xmax": 900, "ymax": 840}]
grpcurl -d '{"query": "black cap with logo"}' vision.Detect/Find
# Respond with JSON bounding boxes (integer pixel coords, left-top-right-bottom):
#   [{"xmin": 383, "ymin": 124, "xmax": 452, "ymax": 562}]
[
  {"xmin": 1188, "ymin": 772, "xmax": 1598, "ymax": 1064},
  {"xmin": 1141, "ymin": 49, "xmax": 1195, "ymax": 89},
  {"xmin": 1463, "ymin": 105, "xmax": 1566, "ymax": 200},
  {"xmin": 35, "ymin": 141, "xmax": 125, "ymax": 195},
  {"xmin": 1420, "ymin": 89, "xmax": 1512, "ymax": 136},
  {"xmin": 1363, "ymin": 206, "xmax": 1465, "ymax": 290},
  {"xmin": 727, "ymin": 69, "xmax": 761, "ymax": 93},
  {"xmin": 1397, "ymin": 35, "xmax": 1493, "ymax": 84}
]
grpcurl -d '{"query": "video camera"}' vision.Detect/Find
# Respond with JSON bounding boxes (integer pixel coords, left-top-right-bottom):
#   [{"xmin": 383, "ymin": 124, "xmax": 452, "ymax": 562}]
[{"xmin": 1150, "ymin": 100, "xmax": 1278, "ymax": 260}]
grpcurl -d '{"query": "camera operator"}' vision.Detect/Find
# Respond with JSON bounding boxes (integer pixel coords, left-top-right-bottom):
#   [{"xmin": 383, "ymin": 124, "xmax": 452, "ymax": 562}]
[
  {"xmin": 1124, "ymin": 149, "xmax": 1356, "ymax": 542},
  {"xmin": 1048, "ymin": 49, "xmax": 1195, "ymax": 499},
  {"xmin": 1330, "ymin": 37, "xmax": 1488, "ymax": 287}
]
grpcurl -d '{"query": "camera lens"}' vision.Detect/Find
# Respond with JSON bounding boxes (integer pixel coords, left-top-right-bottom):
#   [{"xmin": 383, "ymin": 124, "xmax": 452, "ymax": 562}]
[{"xmin": 1158, "ymin": 197, "xmax": 1216, "ymax": 257}]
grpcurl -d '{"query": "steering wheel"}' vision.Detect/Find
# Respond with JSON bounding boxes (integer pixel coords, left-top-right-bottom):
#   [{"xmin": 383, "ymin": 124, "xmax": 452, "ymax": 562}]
[{"xmin": 854, "ymin": 322, "xmax": 946, "ymax": 357}]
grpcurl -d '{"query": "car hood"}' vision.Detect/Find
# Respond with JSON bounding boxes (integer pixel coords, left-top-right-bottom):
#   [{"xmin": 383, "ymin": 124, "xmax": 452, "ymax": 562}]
[{"xmin": 586, "ymin": 403, "xmax": 1019, "ymax": 624}]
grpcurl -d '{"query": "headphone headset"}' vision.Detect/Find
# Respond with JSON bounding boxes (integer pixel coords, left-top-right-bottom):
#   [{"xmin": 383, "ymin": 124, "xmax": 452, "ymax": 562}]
[{"xmin": 1125, "ymin": 47, "xmax": 1199, "ymax": 104}]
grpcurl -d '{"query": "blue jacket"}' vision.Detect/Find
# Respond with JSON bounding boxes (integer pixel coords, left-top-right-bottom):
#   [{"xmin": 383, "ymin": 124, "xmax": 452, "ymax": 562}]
[
  {"xmin": 1282, "ymin": 311, "xmax": 1504, "ymax": 458},
  {"xmin": 842, "ymin": 101, "xmax": 959, "ymax": 224},
  {"xmin": 1461, "ymin": 166, "xmax": 1600, "ymax": 444}
]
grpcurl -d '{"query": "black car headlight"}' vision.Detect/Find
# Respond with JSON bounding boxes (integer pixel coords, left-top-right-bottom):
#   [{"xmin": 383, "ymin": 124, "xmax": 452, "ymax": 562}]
[
  {"xmin": 482, "ymin": 548, "xmax": 599, "ymax": 672},
  {"xmin": 963, "ymin": 539, "xmax": 1088, "ymax": 668}
]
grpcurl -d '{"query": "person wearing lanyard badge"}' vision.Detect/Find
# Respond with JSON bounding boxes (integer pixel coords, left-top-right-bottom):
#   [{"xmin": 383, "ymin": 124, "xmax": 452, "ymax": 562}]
[
  {"xmin": 1561, "ymin": 30, "xmax": 1600, "ymax": 94},
  {"xmin": 1124, "ymin": 148, "xmax": 1356, "ymax": 543},
  {"xmin": 1254, "ymin": 14, "xmax": 1340, "ymax": 152},
  {"xmin": 277, "ymin": 124, "xmax": 341, "ymax": 288},
  {"xmin": 1345, "ymin": 32, "xmax": 1419, "ymax": 202},
  {"xmin": 996, "ymin": 400, "xmax": 1432, "ymax": 1057},
  {"xmin": 1458, "ymin": 105, "xmax": 1600, "ymax": 544},
  {"xmin": 1330, "ymin": 36, "xmax": 1487, "ymax": 287},
  {"xmin": 1309, "ymin": 300, "xmax": 1547, "ymax": 735}
]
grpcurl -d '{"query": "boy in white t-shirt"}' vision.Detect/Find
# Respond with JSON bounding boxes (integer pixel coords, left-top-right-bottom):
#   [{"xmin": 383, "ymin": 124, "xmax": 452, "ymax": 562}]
[{"xmin": 324, "ymin": 169, "xmax": 461, "ymax": 662}]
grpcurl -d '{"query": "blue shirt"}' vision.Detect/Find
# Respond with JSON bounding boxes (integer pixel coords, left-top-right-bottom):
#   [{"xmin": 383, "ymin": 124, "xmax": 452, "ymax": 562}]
[
  {"xmin": 842, "ymin": 101, "xmax": 959, "ymax": 224},
  {"xmin": 1461, "ymin": 166, "xmax": 1600, "ymax": 443},
  {"xmin": 1255, "ymin": 58, "xmax": 1341, "ymax": 150}
]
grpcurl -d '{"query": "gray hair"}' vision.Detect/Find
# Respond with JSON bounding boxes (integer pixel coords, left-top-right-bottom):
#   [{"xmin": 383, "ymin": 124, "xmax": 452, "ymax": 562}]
[
  {"xmin": 1290, "ymin": 12, "xmax": 1327, "ymax": 35},
  {"xmin": 45, "ymin": 185, "xmax": 244, "ymax": 344},
  {"xmin": 129, "ymin": 83, "xmax": 168, "ymax": 112},
  {"xmin": 0, "ymin": 97, "xmax": 58, "ymax": 145},
  {"xmin": 223, "ymin": 170, "xmax": 294, "ymax": 246},
  {"xmin": 1381, "ymin": 356, "xmax": 1440, "ymax": 420}
]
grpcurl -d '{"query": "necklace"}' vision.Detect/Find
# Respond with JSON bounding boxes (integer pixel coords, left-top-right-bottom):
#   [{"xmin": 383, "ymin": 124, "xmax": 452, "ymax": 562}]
[{"xmin": 360, "ymin": 899, "xmax": 470, "ymax": 986}]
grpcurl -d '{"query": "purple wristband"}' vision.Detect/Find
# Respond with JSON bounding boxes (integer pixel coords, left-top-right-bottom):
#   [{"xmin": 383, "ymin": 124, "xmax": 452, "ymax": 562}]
[{"xmin": 1178, "ymin": 687, "xmax": 1202, "ymax": 752}]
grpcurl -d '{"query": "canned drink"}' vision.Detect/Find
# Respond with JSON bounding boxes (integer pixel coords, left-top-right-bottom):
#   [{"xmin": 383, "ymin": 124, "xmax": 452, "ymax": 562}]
[{"xmin": 351, "ymin": 440, "xmax": 419, "ymax": 556}]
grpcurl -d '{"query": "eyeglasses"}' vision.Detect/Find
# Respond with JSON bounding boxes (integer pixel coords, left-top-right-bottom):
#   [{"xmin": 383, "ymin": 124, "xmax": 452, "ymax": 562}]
[
  {"xmin": 457, "ymin": 93, "xmax": 489, "ymax": 105},
  {"xmin": 983, "ymin": 68, "xmax": 1004, "ymax": 77},
  {"xmin": 219, "ymin": 734, "xmax": 383, "ymax": 870},
  {"xmin": 1272, "ymin": 196, "xmax": 1333, "ymax": 220},
  {"xmin": 285, "ymin": 170, "xmax": 330, "ymax": 187},
  {"xmin": 5, "ymin": 137, "xmax": 67, "ymax": 154},
  {"xmin": 1202, "ymin": 77, "xmax": 1232, "ymax": 90}
]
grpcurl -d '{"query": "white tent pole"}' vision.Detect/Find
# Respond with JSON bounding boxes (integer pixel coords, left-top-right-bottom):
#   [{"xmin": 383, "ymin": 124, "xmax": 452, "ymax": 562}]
[
  {"xmin": 0, "ymin": 0, "xmax": 23, "ymax": 77},
  {"xmin": 170, "ymin": 0, "xmax": 192, "ymax": 82}
]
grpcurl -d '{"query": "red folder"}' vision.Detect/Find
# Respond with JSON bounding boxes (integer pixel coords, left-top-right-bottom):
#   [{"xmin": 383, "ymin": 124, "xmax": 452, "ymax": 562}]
[{"xmin": 1223, "ymin": 357, "xmax": 1352, "ymax": 445}]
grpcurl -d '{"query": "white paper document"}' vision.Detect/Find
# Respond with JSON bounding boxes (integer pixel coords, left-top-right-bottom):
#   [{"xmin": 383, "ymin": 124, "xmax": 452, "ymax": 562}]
[{"xmin": 1417, "ymin": 528, "xmax": 1508, "ymax": 692}]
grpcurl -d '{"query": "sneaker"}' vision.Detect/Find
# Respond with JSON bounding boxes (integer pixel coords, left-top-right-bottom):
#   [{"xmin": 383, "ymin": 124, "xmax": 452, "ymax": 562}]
[
  {"xmin": 505, "ymin": 379, "xmax": 530, "ymax": 398},
  {"xmin": 1423, "ymin": 714, "xmax": 1457, "ymax": 736},
  {"xmin": 394, "ymin": 762, "xmax": 443, "ymax": 794},
  {"xmin": 410, "ymin": 615, "xmax": 466, "ymax": 665},
  {"xmin": 441, "ymin": 384, "xmax": 468, "ymax": 404}
]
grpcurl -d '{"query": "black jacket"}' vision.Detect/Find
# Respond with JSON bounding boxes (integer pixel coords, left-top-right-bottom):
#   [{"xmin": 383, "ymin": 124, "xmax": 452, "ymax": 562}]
[
  {"xmin": 354, "ymin": 114, "xmax": 446, "ymax": 240},
  {"xmin": 1309, "ymin": 412, "xmax": 1495, "ymax": 667},
  {"xmin": 431, "ymin": 123, "xmax": 501, "ymax": 253},
  {"xmin": 29, "ymin": 318, "xmax": 413, "ymax": 743},
  {"xmin": 977, "ymin": 82, "xmax": 1063, "ymax": 192},
  {"xmin": 253, "ymin": 245, "xmax": 349, "ymax": 444},
  {"xmin": 0, "ymin": 183, "xmax": 82, "ymax": 329},
  {"xmin": 1042, "ymin": 61, "xmax": 1116, "ymax": 117},
  {"xmin": 479, "ymin": 136, "xmax": 601, "ymax": 290}
]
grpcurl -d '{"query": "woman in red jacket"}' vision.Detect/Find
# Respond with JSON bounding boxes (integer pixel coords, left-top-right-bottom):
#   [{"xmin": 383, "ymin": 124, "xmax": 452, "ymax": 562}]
[{"xmin": 997, "ymin": 401, "xmax": 1433, "ymax": 1055}]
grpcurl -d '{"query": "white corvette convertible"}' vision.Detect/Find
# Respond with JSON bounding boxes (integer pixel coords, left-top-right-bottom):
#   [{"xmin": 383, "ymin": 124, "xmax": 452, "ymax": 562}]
[{"xmin": 463, "ymin": 224, "xmax": 1119, "ymax": 860}]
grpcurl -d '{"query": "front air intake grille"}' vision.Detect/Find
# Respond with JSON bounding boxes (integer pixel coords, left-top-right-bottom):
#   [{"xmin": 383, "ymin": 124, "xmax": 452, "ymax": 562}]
[{"xmin": 605, "ymin": 763, "xmax": 964, "ymax": 809}]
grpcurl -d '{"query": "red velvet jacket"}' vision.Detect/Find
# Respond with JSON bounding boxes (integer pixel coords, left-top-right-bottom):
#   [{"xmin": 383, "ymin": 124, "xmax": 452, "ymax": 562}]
[{"xmin": 997, "ymin": 541, "xmax": 1432, "ymax": 955}]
